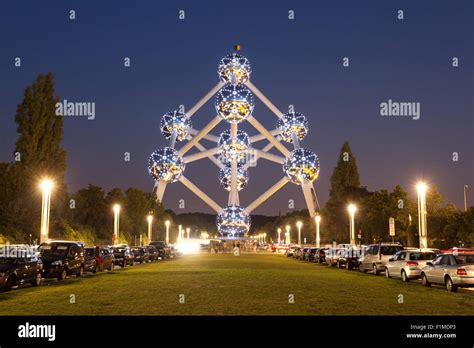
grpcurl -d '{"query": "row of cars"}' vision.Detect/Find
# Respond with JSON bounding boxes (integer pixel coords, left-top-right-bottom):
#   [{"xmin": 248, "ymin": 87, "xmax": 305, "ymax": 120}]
[
  {"xmin": 0, "ymin": 240, "xmax": 176, "ymax": 292},
  {"xmin": 286, "ymin": 242, "xmax": 474, "ymax": 292}
]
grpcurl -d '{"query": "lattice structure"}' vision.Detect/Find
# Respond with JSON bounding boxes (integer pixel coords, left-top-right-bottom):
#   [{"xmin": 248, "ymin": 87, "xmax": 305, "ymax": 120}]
[{"xmin": 148, "ymin": 53, "xmax": 321, "ymax": 239}]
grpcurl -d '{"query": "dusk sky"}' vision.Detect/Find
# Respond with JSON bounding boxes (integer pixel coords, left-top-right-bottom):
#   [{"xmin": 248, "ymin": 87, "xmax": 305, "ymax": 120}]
[{"xmin": 0, "ymin": 0, "xmax": 472, "ymax": 215}]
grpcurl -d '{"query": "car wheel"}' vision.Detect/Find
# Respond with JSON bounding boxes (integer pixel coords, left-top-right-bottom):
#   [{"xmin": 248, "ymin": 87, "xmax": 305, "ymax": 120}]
[
  {"xmin": 385, "ymin": 268, "xmax": 391, "ymax": 278},
  {"xmin": 346, "ymin": 262, "xmax": 351, "ymax": 270},
  {"xmin": 31, "ymin": 272, "xmax": 41, "ymax": 286},
  {"xmin": 421, "ymin": 273, "xmax": 431, "ymax": 287},
  {"xmin": 337, "ymin": 261, "xmax": 342, "ymax": 269},
  {"xmin": 58, "ymin": 268, "xmax": 68, "ymax": 281},
  {"xmin": 373, "ymin": 264, "xmax": 379, "ymax": 276},
  {"xmin": 401, "ymin": 270, "xmax": 409, "ymax": 282},
  {"xmin": 3, "ymin": 275, "xmax": 14, "ymax": 291},
  {"xmin": 121, "ymin": 261, "xmax": 126, "ymax": 268},
  {"xmin": 109, "ymin": 262, "xmax": 114, "ymax": 271},
  {"xmin": 92, "ymin": 263, "xmax": 98, "ymax": 274},
  {"xmin": 77, "ymin": 266, "xmax": 84, "ymax": 277},
  {"xmin": 445, "ymin": 277, "xmax": 458, "ymax": 292}
]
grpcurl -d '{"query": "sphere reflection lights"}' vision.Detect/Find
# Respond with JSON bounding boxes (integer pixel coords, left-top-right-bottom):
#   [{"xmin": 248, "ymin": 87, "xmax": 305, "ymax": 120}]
[
  {"xmin": 218, "ymin": 130, "xmax": 250, "ymax": 163},
  {"xmin": 218, "ymin": 167, "xmax": 249, "ymax": 191},
  {"xmin": 216, "ymin": 204, "xmax": 251, "ymax": 236},
  {"xmin": 217, "ymin": 53, "xmax": 251, "ymax": 84},
  {"xmin": 215, "ymin": 84, "xmax": 254, "ymax": 123},
  {"xmin": 160, "ymin": 111, "xmax": 192, "ymax": 141},
  {"xmin": 148, "ymin": 147, "xmax": 185, "ymax": 183},
  {"xmin": 277, "ymin": 112, "xmax": 308, "ymax": 143},
  {"xmin": 283, "ymin": 148, "xmax": 320, "ymax": 184}
]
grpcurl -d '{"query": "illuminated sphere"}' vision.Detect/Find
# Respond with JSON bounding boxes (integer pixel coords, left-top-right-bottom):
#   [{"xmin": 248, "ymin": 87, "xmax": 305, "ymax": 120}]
[
  {"xmin": 215, "ymin": 84, "xmax": 254, "ymax": 123},
  {"xmin": 147, "ymin": 147, "xmax": 185, "ymax": 183},
  {"xmin": 218, "ymin": 167, "xmax": 249, "ymax": 191},
  {"xmin": 277, "ymin": 112, "xmax": 309, "ymax": 143},
  {"xmin": 283, "ymin": 148, "xmax": 320, "ymax": 184},
  {"xmin": 217, "ymin": 53, "xmax": 251, "ymax": 84},
  {"xmin": 218, "ymin": 130, "xmax": 250, "ymax": 163},
  {"xmin": 216, "ymin": 204, "xmax": 251, "ymax": 236},
  {"xmin": 160, "ymin": 111, "xmax": 192, "ymax": 141}
]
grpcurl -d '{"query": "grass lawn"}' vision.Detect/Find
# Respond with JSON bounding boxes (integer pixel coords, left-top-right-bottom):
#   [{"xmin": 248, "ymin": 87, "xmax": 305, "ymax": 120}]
[{"xmin": 0, "ymin": 253, "xmax": 472, "ymax": 315}]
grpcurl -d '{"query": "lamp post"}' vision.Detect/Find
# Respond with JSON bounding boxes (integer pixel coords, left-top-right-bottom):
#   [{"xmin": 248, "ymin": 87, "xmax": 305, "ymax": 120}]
[
  {"xmin": 348, "ymin": 204, "xmax": 357, "ymax": 246},
  {"xmin": 165, "ymin": 220, "xmax": 170, "ymax": 244},
  {"xmin": 285, "ymin": 225, "xmax": 291, "ymax": 244},
  {"xmin": 263, "ymin": 233, "xmax": 267, "ymax": 243},
  {"xmin": 277, "ymin": 228, "xmax": 281, "ymax": 244},
  {"xmin": 296, "ymin": 221, "xmax": 303, "ymax": 245},
  {"xmin": 39, "ymin": 179, "xmax": 54, "ymax": 244},
  {"xmin": 464, "ymin": 185, "xmax": 469, "ymax": 212},
  {"xmin": 113, "ymin": 204, "xmax": 121, "ymax": 245},
  {"xmin": 416, "ymin": 182, "xmax": 428, "ymax": 249},
  {"xmin": 147, "ymin": 215, "xmax": 153, "ymax": 242},
  {"xmin": 186, "ymin": 227, "xmax": 190, "ymax": 242},
  {"xmin": 314, "ymin": 214, "xmax": 321, "ymax": 248}
]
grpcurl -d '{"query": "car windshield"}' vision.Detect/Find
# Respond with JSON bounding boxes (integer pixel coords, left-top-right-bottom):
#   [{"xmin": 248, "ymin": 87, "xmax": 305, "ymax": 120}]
[
  {"xmin": 454, "ymin": 254, "xmax": 474, "ymax": 264},
  {"xmin": 380, "ymin": 246, "xmax": 402, "ymax": 255},
  {"xmin": 0, "ymin": 257, "xmax": 17, "ymax": 264},
  {"xmin": 409, "ymin": 252, "xmax": 437, "ymax": 261},
  {"xmin": 38, "ymin": 244, "xmax": 68, "ymax": 256}
]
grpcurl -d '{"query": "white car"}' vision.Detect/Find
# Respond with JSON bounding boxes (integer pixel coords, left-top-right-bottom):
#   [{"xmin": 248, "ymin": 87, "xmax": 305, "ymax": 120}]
[
  {"xmin": 358, "ymin": 243, "xmax": 404, "ymax": 275},
  {"xmin": 385, "ymin": 249, "xmax": 439, "ymax": 282}
]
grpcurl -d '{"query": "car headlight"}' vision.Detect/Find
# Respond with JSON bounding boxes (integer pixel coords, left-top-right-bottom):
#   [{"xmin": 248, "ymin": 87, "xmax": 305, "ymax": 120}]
[{"xmin": 51, "ymin": 260, "xmax": 62, "ymax": 266}]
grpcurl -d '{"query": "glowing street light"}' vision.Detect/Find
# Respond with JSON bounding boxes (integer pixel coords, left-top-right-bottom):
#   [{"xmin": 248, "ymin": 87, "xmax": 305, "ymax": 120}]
[
  {"xmin": 147, "ymin": 215, "xmax": 153, "ymax": 241},
  {"xmin": 39, "ymin": 179, "xmax": 54, "ymax": 243},
  {"xmin": 416, "ymin": 182, "xmax": 428, "ymax": 248},
  {"xmin": 314, "ymin": 214, "xmax": 321, "ymax": 248},
  {"xmin": 348, "ymin": 204, "xmax": 357, "ymax": 245},
  {"xmin": 285, "ymin": 225, "xmax": 291, "ymax": 244},
  {"xmin": 263, "ymin": 233, "xmax": 267, "ymax": 243},
  {"xmin": 113, "ymin": 204, "xmax": 121, "ymax": 245},
  {"xmin": 186, "ymin": 227, "xmax": 190, "ymax": 241},
  {"xmin": 277, "ymin": 228, "xmax": 282, "ymax": 244},
  {"xmin": 296, "ymin": 221, "xmax": 303, "ymax": 245},
  {"xmin": 165, "ymin": 220, "xmax": 170, "ymax": 244},
  {"xmin": 178, "ymin": 225, "xmax": 182, "ymax": 243}
]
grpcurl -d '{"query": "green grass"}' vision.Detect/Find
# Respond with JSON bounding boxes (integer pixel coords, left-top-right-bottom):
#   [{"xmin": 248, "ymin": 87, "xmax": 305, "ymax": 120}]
[{"xmin": 0, "ymin": 253, "xmax": 473, "ymax": 315}]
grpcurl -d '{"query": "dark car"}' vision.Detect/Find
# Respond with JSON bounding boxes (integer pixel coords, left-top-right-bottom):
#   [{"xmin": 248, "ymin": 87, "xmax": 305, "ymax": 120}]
[
  {"xmin": 38, "ymin": 241, "xmax": 85, "ymax": 280},
  {"xmin": 84, "ymin": 247, "xmax": 100, "ymax": 273},
  {"xmin": 314, "ymin": 248, "xmax": 329, "ymax": 264},
  {"xmin": 149, "ymin": 241, "xmax": 171, "ymax": 259},
  {"xmin": 111, "ymin": 245, "xmax": 134, "ymax": 268},
  {"xmin": 145, "ymin": 246, "xmax": 159, "ymax": 262},
  {"xmin": 131, "ymin": 247, "xmax": 150, "ymax": 264},
  {"xmin": 305, "ymin": 248, "xmax": 319, "ymax": 262},
  {"xmin": 99, "ymin": 247, "xmax": 115, "ymax": 270},
  {"xmin": 336, "ymin": 247, "xmax": 362, "ymax": 270},
  {"xmin": 0, "ymin": 245, "xmax": 42, "ymax": 291}
]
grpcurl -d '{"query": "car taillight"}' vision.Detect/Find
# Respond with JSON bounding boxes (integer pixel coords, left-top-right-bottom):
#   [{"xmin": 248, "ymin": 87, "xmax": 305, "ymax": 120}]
[
  {"xmin": 406, "ymin": 261, "xmax": 418, "ymax": 266},
  {"xmin": 457, "ymin": 268, "xmax": 467, "ymax": 276}
]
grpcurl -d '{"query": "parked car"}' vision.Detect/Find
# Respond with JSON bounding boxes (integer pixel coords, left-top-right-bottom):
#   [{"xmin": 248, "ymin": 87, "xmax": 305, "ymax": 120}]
[
  {"xmin": 421, "ymin": 252, "xmax": 474, "ymax": 292},
  {"xmin": 304, "ymin": 248, "xmax": 319, "ymax": 262},
  {"xmin": 358, "ymin": 242, "xmax": 404, "ymax": 275},
  {"xmin": 111, "ymin": 245, "xmax": 134, "ymax": 268},
  {"xmin": 326, "ymin": 248, "xmax": 345, "ymax": 267},
  {"xmin": 385, "ymin": 249, "xmax": 439, "ymax": 282},
  {"xmin": 99, "ymin": 247, "xmax": 115, "ymax": 270},
  {"xmin": 314, "ymin": 248, "xmax": 329, "ymax": 264},
  {"xmin": 131, "ymin": 247, "xmax": 150, "ymax": 264},
  {"xmin": 145, "ymin": 245, "xmax": 159, "ymax": 262},
  {"xmin": 38, "ymin": 241, "xmax": 85, "ymax": 280},
  {"xmin": 149, "ymin": 241, "xmax": 171, "ymax": 259},
  {"xmin": 84, "ymin": 247, "xmax": 100, "ymax": 273},
  {"xmin": 0, "ymin": 245, "xmax": 42, "ymax": 291},
  {"xmin": 285, "ymin": 246, "xmax": 299, "ymax": 257},
  {"xmin": 293, "ymin": 247, "xmax": 304, "ymax": 259},
  {"xmin": 299, "ymin": 248, "xmax": 310, "ymax": 260},
  {"xmin": 337, "ymin": 247, "xmax": 363, "ymax": 270}
]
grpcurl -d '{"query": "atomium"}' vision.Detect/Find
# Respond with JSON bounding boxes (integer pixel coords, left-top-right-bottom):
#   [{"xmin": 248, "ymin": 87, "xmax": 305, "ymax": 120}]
[
  {"xmin": 215, "ymin": 84, "xmax": 254, "ymax": 123},
  {"xmin": 148, "ymin": 147, "xmax": 185, "ymax": 183},
  {"xmin": 217, "ymin": 129, "xmax": 250, "ymax": 164},
  {"xmin": 218, "ymin": 166, "xmax": 249, "ymax": 191},
  {"xmin": 283, "ymin": 148, "xmax": 320, "ymax": 184},
  {"xmin": 217, "ymin": 53, "xmax": 252, "ymax": 85},
  {"xmin": 216, "ymin": 204, "xmax": 251, "ymax": 236},
  {"xmin": 277, "ymin": 112, "xmax": 308, "ymax": 143},
  {"xmin": 160, "ymin": 111, "xmax": 192, "ymax": 141}
]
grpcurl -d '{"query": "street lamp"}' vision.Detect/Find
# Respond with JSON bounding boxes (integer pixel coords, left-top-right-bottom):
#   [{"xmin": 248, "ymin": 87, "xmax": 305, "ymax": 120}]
[
  {"xmin": 186, "ymin": 227, "xmax": 190, "ymax": 242},
  {"xmin": 314, "ymin": 214, "xmax": 321, "ymax": 248},
  {"xmin": 285, "ymin": 225, "xmax": 291, "ymax": 244},
  {"xmin": 416, "ymin": 182, "xmax": 428, "ymax": 249},
  {"xmin": 39, "ymin": 179, "xmax": 54, "ymax": 244},
  {"xmin": 164, "ymin": 220, "xmax": 170, "ymax": 244},
  {"xmin": 464, "ymin": 185, "xmax": 469, "ymax": 212},
  {"xmin": 296, "ymin": 221, "xmax": 303, "ymax": 245},
  {"xmin": 113, "ymin": 204, "xmax": 121, "ymax": 245},
  {"xmin": 147, "ymin": 215, "xmax": 153, "ymax": 242},
  {"xmin": 277, "ymin": 228, "xmax": 282, "ymax": 244},
  {"xmin": 263, "ymin": 233, "xmax": 267, "ymax": 243},
  {"xmin": 178, "ymin": 225, "xmax": 182, "ymax": 243},
  {"xmin": 348, "ymin": 204, "xmax": 357, "ymax": 245}
]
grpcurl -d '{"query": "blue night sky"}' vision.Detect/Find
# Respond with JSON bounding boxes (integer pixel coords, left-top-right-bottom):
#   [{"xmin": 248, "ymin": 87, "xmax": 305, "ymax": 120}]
[{"xmin": 0, "ymin": 0, "xmax": 472, "ymax": 215}]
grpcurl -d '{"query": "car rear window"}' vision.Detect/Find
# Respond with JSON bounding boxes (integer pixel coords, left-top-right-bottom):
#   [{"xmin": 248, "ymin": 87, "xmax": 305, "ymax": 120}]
[
  {"xmin": 380, "ymin": 246, "xmax": 403, "ymax": 255},
  {"xmin": 454, "ymin": 254, "xmax": 474, "ymax": 264},
  {"xmin": 409, "ymin": 252, "xmax": 437, "ymax": 261}
]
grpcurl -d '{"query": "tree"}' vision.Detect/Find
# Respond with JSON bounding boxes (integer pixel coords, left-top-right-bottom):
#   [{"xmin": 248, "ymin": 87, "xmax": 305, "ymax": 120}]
[{"xmin": 72, "ymin": 185, "xmax": 108, "ymax": 241}]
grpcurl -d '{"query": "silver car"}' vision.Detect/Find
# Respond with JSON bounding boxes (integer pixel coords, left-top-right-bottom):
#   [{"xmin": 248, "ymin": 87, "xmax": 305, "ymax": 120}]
[
  {"xmin": 421, "ymin": 253, "xmax": 474, "ymax": 292},
  {"xmin": 385, "ymin": 249, "xmax": 439, "ymax": 282},
  {"xmin": 358, "ymin": 243, "xmax": 404, "ymax": 275}
]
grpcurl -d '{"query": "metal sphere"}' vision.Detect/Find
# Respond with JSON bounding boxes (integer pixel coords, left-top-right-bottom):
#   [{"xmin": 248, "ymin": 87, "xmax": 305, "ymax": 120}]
[
  {"xmin": 160, "ymin": 111, "xmax": 192, "ymax": 141},
  {"xmin": 217, "ymin": 53, "xmax": 251, "ymax": 84},
  {"xmin": 218, "ymin": 167, "xmax": 249, "ymax": 191},
  {"xmin": 277, "ymin": 112, "xmax": 309, "ymax": 143},
  {"xmin": 283, "ymin": 148, "xmax": 320, "ymax": 184},
  {"xmin": 216, "ymin": 204, "xmax": 251, "ymax": 236},
  {"xmin": 218, "ymin": 129, "xmax": 250, "ymax": 163},
  {"xmin": 147, "ymin": 147, "xmax": 185, "ymax": 183},
  {"xmin": 215, "ymin": 84, "xmax": 254, "ymax": 123}
]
